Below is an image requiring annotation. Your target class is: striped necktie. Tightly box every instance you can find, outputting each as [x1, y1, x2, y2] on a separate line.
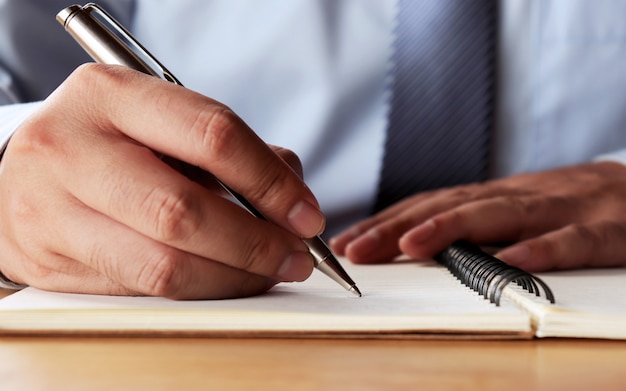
[374, 0, 497, 212]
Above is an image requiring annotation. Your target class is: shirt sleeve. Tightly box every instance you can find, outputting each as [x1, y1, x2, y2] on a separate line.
[0, 102, 41, 290]
[0, 101, 43, 159]
[594, 150, 626, 167]
[0, 65, 21, 105]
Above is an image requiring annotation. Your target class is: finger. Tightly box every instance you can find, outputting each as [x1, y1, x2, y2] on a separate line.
[21, 255, 137, 296]
[330, 191, 447, 259]
[398, 194, 575, 260]
[495, 221, 626, 272]
[54, 64, 324, 238]
[57, 138, 314, 283]
[330, 183, 522, 260]
[331, 184, 498, 262]
[335, 212, 421, 264]
[7, 91, 315, 288]
[48, 200, 281, 299]
[270, 145, 304, 180]
[181, 146, 306, 200]
[0, 233, 135, 295]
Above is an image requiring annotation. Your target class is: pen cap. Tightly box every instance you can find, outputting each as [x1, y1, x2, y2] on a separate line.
[56, 4, 160, 77]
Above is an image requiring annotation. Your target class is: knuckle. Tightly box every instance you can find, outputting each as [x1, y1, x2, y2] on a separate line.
[64, 64, 142, 124]
[446, 183, 485, 202]
[189, 106, 241, 164]
[66, 63, 125, 103]
[245, 166, 291, 207]
[10, 116, 63, 159]
[237, 232, 276, 275]
[6, 188, 40, 228]
[72, 62, 105, 78]
[66, 63, 101, 90]
[530, 238, 559, 268]
[26, 263, 53, 283]
[546, 194, 578, 219]
[71, 63, 130, 88]
[539, 224, 600, 270]
[21, 254, 57, 284]
[503, 195, 533, 216]
[567, 224, 601, 251]
[274, 147, 303, 175]
[597, 221, 620, 244]
[500, 196, 541, 237]
[447, 186, 473, 201]
[85, 243, 116, 279]
[136, 249, 182, 297]
[101, 167, 132, 218]
[437, 208, 466, 231]
[142, 186, 198, 243]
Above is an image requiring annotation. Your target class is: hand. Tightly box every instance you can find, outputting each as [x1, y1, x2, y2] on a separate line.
[331, 162, 626, 272]
[0, 64, 323, 299]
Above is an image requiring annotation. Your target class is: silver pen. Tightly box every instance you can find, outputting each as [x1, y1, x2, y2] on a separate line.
[56, 3, 361, 297]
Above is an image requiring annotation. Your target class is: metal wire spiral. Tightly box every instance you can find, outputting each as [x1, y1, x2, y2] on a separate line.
[435, 241, 555, 306]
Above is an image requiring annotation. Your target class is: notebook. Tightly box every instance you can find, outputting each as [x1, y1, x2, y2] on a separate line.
[0, 243, 624, 339]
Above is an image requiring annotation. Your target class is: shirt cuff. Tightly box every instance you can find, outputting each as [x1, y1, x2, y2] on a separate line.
[0, 101, 43, 158]
[0, 103, 41, 290]
[593, 150, 626, 167]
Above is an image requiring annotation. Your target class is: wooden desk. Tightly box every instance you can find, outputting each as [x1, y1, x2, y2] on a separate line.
[1, 291, 625, 390]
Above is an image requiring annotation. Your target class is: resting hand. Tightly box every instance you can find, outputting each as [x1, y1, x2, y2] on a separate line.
[0, 64, 321, 299]
[331, 162, 626, 272]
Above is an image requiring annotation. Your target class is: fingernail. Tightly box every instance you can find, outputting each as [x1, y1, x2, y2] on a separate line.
[403, 219, 436, 243]
[278, 252, 314, 282]
[497, 245, 530, 266]
[288, 200, 325, 237]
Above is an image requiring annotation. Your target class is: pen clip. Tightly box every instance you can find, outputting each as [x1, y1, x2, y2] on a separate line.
[72, 3, 182, 85]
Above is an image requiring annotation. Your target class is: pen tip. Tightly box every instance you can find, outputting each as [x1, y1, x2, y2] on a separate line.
[350, 286, 362, 297]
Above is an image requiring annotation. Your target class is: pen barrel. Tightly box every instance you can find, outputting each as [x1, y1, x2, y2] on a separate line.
[57, 5, 159, 77]
[303, 238, 358, 292]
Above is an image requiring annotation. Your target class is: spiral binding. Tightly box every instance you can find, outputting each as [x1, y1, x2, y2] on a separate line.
[434, 241, 555, 306]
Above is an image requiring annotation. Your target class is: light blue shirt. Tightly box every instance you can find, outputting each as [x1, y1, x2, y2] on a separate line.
[496, 0, 626, 176]
[1, 0, 626, 234]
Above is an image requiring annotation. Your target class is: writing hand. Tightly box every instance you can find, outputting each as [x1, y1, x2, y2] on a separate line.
[0, 64, 322, 298]
[331, 162, 626, 272]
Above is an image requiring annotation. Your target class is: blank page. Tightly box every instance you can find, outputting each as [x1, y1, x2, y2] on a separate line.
[504, 268, 626, 339]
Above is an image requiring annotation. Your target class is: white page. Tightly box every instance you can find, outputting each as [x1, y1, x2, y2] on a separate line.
[536, 268, 626, 315]
[504, 268, 626, 339]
